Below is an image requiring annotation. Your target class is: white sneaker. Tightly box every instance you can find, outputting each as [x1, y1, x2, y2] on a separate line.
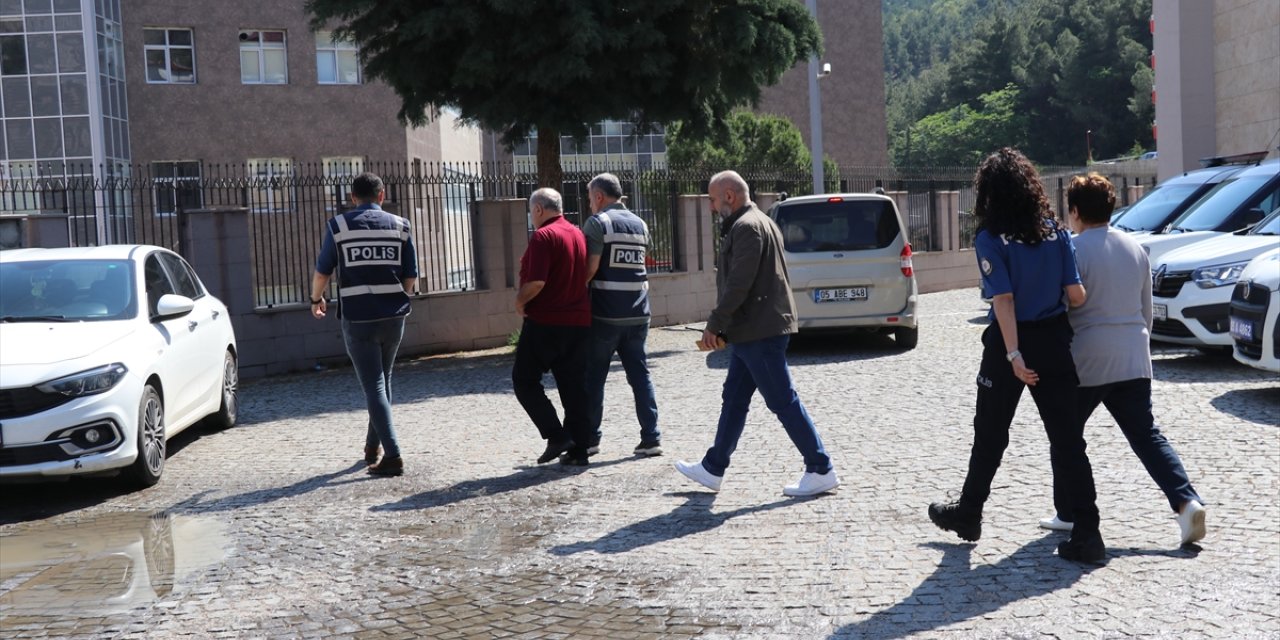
[1038, 515, 1075, 531]
[1177, 500, 1206, 545]
[783, 470, 839, 497]
[674, 460, 721, 492]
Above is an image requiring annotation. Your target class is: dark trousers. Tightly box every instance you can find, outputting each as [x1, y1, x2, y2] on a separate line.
[960, 314, 1100, 533]
[586, 321, 660, 444]
[512, 318, 592, 456]
[342, 317, 405, 458]
[1053, 378, 1202, 520]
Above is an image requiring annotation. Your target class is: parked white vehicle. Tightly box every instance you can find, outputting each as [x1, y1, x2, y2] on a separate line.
[1140, 159, 1280, 265]
[769, 193, 919, 348]
[0, 245, 238, 486]
[1149, 209, 1280, 348]
[1229, 248, 1280, 373]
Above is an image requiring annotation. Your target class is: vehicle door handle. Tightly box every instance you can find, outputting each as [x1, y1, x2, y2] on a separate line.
[188, 320, 199, 331]
[212, 310, 220, 320]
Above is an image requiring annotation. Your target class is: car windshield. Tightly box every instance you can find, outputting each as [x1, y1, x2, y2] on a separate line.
[1113, 183, 1200, 231]
[775, 199, 900, 253]
[0, 259, 137, 322]
[1169, 175, 1273, 232]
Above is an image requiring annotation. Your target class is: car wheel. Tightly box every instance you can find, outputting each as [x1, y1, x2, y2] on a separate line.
[895, 326, 919, 349]
[207, 350, 238, 430]
[129, 385, 166, 487]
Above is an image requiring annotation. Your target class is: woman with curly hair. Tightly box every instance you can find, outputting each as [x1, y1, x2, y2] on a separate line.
[928, 147, 1105, 563]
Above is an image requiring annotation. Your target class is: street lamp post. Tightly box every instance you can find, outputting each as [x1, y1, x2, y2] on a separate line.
[807, 0, 824, 194]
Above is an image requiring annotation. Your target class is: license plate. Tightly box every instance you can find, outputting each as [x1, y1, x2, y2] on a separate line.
[1153, 303, 1167, 321]
[814, 287, 869, 303]
[1230, 317, 1255, 342]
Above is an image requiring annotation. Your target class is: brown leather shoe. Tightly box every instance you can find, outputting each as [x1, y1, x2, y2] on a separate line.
[364, 446, 380, 465]
[368, 456, 403, 477]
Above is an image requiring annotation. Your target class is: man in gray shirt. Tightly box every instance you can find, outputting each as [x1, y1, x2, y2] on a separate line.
[1042, 173, 1207, 546]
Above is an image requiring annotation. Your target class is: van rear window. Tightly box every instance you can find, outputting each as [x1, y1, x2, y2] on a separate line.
[775, 200, 900, 252]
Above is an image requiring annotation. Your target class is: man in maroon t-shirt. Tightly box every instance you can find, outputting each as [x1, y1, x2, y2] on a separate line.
[513, 188, 594, 466]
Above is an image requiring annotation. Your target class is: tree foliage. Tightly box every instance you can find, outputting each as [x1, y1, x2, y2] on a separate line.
[883, 0, 1154, 166]
[666, 111, 840, 194]
[307, 0, 822, 186]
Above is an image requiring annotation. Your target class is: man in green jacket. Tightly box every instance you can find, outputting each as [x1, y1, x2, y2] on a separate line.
[675, 170, 839, 497]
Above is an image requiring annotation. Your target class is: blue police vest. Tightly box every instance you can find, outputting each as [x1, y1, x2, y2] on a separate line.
[590, 208, 651, 320]
[329, 206, 412, 322]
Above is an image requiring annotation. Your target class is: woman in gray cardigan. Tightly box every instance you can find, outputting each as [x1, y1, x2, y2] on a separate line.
[1046, 173, 1207, 547]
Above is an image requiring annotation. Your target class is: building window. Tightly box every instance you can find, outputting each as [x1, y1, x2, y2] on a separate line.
[247, 158, 294, 212]
[152, 161, 202, 216]
[239, 30, 287, 84]
[316, 31, 359, 85]
[322, 156, 363, 211]
[144, 28, 195, 84]
[1, 18, 26, 76]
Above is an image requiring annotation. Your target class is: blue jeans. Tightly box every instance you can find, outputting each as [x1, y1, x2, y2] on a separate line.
[342, 317, 405, 459]
[1053, 377, 1202, 520]
[701, 334, 832, 476]
[586, 321, 660, 445]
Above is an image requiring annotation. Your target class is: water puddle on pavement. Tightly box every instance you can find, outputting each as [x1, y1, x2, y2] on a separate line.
[0, 511, 231, 617]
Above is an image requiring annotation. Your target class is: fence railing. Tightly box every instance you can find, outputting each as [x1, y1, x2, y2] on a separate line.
[1, 161, 1156, 307]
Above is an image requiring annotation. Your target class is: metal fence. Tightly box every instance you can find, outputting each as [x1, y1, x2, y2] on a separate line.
[1, 161, 1156, 307]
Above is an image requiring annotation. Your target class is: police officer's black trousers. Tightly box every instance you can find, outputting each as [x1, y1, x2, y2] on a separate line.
[512, 318, 592, 457]
[960, 313, 1101, 533]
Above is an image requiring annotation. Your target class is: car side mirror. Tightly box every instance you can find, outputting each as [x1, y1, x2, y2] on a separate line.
[153, 294, 195, 320]
[1243, 207, 1265, 226]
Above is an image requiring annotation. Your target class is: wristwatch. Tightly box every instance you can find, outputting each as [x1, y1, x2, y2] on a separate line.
[1005, 349, 1022, 363]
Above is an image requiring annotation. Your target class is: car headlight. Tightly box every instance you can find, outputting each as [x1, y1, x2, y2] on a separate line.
[36, 363, 129, 397]
[1191, 261, 1249, 289]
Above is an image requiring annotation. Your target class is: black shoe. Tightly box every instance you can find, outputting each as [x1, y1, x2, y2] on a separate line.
[537, 438, 573, 464]
[928, 500, 982, 542]
[368, 456, 403, 477]
[559, 453, 590, 466]
[1057, 530, 1106, 564]
[633, 440, 663, 456]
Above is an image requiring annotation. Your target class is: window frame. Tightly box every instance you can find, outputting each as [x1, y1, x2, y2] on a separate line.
[315, 30, 360, 85]
[246, 157, 295, 213]
[150, 160, 203, 217]
[143, 27, 196, 84]
[156, 251, 205, 300]
[321, 156, 364, 212]
[238, 29, 287, 85]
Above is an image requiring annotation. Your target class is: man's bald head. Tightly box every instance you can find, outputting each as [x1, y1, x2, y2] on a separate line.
[709, 170, 750, 199]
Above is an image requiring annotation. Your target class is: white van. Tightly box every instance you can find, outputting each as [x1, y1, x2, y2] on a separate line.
[769, 194, 919, 348]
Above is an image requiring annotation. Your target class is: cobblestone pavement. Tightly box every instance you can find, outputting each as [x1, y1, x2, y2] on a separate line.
[2, 289, 1278, 639]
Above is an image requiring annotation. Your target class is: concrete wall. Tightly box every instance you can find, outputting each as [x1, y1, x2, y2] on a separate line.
[1213, 0, 1280, 158]
[1154, 0, 1218, 180]
[123, 0, 423, 166]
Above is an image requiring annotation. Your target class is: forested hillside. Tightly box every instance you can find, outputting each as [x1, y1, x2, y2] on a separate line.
[882, 0, 1154, 167]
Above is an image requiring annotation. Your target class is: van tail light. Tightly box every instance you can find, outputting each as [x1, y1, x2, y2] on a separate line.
[900, 243, 914, 277]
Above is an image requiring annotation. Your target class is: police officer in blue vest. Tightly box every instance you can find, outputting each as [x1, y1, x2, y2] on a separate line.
[582, 173, 661, 457]
[311, 172, 418, 477]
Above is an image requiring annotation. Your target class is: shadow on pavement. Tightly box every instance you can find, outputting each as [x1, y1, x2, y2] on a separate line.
[371, 458, 631, 512]
[549, 492, 817, 556]
[169, 462, 371, 513]
[0, 426, 209, 525]
[1150, 347, 1269, 384]
[827, 537, 1093, 640]
[1210, 387, 1280, 425]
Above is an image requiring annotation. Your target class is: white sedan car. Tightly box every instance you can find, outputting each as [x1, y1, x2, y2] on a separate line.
[0, 245, 237, 487]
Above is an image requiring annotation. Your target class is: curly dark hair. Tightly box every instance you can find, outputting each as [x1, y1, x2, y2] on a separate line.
[973, 147, 1054, 245]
